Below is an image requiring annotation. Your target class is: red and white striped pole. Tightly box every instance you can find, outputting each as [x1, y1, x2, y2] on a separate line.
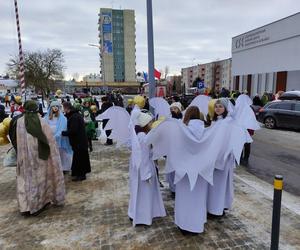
[13, 0, 26, 100]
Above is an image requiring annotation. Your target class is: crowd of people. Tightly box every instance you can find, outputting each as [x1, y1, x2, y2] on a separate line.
[98, 92, 259, 235]
[0, 94, 109, 215]
[0, 90, 260, 236]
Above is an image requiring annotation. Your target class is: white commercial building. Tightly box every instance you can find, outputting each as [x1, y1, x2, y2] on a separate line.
[232, 13, 300, 96]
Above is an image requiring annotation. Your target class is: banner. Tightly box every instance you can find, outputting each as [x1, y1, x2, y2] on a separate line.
[102, 12, 113, 54]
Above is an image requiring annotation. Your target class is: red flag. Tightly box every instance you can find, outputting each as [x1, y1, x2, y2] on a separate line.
[154, 68, 161, 79]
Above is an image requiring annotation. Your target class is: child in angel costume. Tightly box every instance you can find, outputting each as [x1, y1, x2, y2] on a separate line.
[207, 96, 260, 216]
[146, 95, 259, 234]
[98, 95, 259, 234]
[97, 106, 166, 226]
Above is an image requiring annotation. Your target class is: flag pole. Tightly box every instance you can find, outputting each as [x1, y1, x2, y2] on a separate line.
[146, 0, 155, 100]
[13, 0, 26, 100]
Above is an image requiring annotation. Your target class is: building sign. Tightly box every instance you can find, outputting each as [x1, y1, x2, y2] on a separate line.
[232, 13, 300, 53]
[232, 13, 300, 76]
[102, 12, 113, 54]
[197, 80, 205, 89]
[233, 29, 270, 52]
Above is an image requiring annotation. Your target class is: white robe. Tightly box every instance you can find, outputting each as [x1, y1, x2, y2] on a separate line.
[207, 154, 235, 215]
[128, 132, 166, 226]
[174, 119, 207, 233]
[175, 175, 208, 233]
[207, 117, 235, 215]
[166, 171, 176, 193]
[166, 119, 204, 194]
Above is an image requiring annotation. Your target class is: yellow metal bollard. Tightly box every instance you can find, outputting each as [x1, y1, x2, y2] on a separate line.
[271, 175, 283, 250]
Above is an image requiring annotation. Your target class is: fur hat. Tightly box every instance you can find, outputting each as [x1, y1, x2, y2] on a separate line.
[216, 98, 229, 110]
[137, 112, 153, 127]
[170, 102, 182, 112]
[50, 100, 60, 108]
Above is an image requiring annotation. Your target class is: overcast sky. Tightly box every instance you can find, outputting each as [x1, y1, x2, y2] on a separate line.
[0, 0, 299, 80]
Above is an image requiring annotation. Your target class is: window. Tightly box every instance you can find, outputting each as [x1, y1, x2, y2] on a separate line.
[294, 103, 300, 111]
[267, 103, 280, 109]
[276, 103, 293, 111]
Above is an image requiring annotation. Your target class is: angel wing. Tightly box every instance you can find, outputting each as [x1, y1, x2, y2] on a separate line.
[96, 106, 143, 168]
[188, 95, 211, 117]
[96, 106, 131, 147]
[233, 94, 260, 130]
[149, 97, 171, 119]
[146, 118, 252, 191]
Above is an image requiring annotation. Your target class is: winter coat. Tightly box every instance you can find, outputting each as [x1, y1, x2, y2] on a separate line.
[62, 110, 88, 151]
[99, 101, 113, 129]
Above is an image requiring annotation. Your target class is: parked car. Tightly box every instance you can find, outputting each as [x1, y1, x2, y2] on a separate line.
[257, 100, 300, 130]
[251, 105, 262, 117]
[279, 90, 300, 101]
[74, 92, 88, 98]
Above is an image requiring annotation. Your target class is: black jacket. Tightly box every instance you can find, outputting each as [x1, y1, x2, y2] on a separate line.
[99, 101, 113, 129]
[0, 105, 8, 123]
[62, 110, 88, 151]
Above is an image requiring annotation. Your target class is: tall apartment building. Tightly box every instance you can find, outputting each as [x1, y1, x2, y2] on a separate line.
[181, 58, 232, 90]
[98, 8, 136, 82]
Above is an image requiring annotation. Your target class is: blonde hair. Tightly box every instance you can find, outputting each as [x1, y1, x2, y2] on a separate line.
[49, 107, 60, 120]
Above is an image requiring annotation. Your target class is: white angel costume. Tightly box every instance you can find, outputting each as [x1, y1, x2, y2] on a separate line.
[97, 107, 166, 226]
[206, 116, 236, 215]
[167, 95, 211, 195]
[146, 110, 252, 233]
[149, 97, 171, 119]
[207, 97, 260, 215]
[175, 119, 207, 233]
[149, 97, 176, 193]
[187, 95, 211, 119]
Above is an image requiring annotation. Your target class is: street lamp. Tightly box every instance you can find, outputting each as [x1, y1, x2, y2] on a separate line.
[88, 44, 105, 89]
[146, 0, 155, 100]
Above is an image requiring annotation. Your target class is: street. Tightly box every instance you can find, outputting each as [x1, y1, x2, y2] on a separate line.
[1, 140, 300, 249]
[247, 126, 300, 196]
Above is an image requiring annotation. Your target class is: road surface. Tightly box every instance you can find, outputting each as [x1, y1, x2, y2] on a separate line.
[247, 127, 300, 196]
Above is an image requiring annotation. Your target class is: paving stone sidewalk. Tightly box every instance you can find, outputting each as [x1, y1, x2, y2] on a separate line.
[0, 142, 299, 250]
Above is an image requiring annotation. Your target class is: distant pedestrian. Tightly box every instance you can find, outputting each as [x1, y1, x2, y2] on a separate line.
[10, 96, 24, 118]
[4, 94, 10, 107]
[114, 93, 124, 107]
[253, 94, 263, 106]
[93, 97, 99, 110]
[0, 104, 8, 122]
[62, 102, 91, 181]
[261, 92, 269, 106]
[83, 110, 96, 152]
[241, 129, 254, 166]
[99, 96, 113, 145]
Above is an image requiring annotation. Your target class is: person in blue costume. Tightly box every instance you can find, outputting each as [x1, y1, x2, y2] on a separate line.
[44, 100, 73, 172]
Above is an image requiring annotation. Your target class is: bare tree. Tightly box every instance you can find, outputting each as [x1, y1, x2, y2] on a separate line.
[7, 49, 65, 97]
